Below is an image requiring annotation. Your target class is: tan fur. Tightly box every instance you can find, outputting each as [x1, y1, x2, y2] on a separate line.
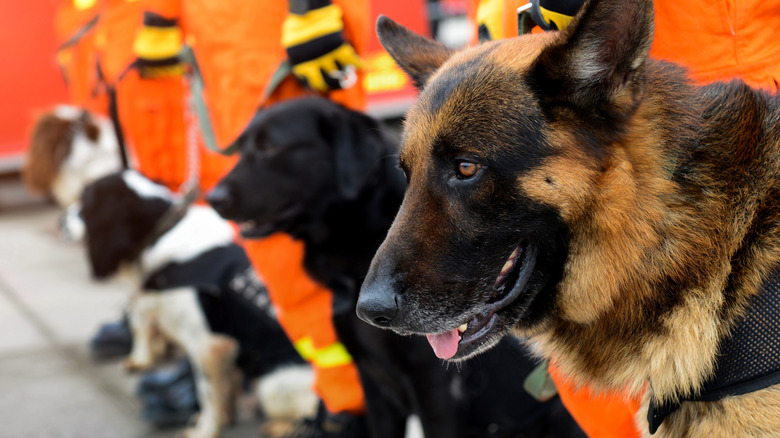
[196, 335, 239, 430]
[636, 386, 780, 438]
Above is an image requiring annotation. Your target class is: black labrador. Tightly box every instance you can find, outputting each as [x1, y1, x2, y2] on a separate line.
[207, 97, 583, 438]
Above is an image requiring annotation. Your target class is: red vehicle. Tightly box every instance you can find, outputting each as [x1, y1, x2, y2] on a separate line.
[0, 0, 69, 173]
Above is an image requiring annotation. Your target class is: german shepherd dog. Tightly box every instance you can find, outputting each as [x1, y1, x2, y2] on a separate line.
[208, 97, 584, 438]
[357, 0, 780, 436]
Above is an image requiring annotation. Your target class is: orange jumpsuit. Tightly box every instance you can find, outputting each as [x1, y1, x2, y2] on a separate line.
[138, 0, 370, 415]
[650, 0, 780, 92]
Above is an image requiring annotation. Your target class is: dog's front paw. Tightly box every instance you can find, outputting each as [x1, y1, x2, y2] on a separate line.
[123, 357, 152, 373]
[180, 425, 218, 438]
[59, 204, 85, 242]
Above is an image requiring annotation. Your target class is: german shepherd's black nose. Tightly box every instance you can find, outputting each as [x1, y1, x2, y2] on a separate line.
[357, 279, 398, 327]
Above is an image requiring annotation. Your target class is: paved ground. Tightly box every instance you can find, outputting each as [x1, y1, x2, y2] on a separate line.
[0, 179, 260, 438]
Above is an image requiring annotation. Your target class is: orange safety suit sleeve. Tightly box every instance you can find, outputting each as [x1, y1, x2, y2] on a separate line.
[549, 363, 643, 438]
[242, 233, 365, 415]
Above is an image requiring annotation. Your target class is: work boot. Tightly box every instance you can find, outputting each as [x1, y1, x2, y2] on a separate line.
[137, 358, 199, 428]
[285, 402, 368, 438]
[89, 316, 132, 361]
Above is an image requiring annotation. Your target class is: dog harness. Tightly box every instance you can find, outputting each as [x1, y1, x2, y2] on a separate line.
[648, 266, 780, 434]
[143, 243, 303, 376]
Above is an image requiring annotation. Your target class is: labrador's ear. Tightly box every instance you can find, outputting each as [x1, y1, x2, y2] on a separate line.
[533, 0, 655, 112]
[377, 15, 455, 89]
[327, 108, 384, 200]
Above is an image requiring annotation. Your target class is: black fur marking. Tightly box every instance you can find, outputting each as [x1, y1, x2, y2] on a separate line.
[80, 173, 170, 279]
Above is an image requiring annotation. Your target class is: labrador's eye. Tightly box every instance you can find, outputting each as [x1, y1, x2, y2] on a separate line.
[456, 161, 482, 179]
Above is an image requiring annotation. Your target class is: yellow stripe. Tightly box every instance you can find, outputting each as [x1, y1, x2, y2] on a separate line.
[294, 337, 316, 361]
[311, 341, 353, 368]
[539, 6, 574, 31]
[475, 0, 504, 40]
[282, 4, 343, 47]
[293, 337, 354, 368]
[133, 26, 183, 60]
[74, 0, 96, 10]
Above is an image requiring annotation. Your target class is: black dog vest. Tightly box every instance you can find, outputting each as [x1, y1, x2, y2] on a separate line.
[648, 266, 780, 434]
[143, 243, 303, 377]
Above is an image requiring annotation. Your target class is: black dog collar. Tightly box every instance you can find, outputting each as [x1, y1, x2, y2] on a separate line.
[648, 266, 780, 433]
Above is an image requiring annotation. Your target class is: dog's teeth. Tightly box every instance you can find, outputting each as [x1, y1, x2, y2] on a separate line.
[458, 323, 468, 333]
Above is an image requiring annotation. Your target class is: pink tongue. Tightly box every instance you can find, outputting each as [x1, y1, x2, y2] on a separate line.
[425, 329, 460, 359]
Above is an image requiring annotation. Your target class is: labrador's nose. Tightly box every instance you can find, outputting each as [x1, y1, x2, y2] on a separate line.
[206, 184, 234, 215]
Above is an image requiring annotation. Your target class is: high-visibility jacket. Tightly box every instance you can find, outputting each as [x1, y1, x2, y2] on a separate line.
[137, 0, 369, 415]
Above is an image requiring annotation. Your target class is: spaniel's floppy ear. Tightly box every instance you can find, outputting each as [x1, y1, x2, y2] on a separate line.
[80, 178, 136, 279]
[377, 15, 455, 89]
[23, 113, 74, 194]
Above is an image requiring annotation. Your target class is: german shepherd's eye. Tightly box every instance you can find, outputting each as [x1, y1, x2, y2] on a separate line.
[456, 161, 483, 179]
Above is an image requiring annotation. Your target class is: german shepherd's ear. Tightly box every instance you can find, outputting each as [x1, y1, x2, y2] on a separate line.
[533, 0, 654, 112]
[377, 15, 455, 89]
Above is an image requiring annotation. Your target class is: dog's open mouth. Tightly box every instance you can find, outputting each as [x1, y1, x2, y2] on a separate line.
[425, 240, 538, 360]
[237, 203, 304, 238]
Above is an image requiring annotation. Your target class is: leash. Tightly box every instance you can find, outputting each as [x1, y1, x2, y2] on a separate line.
[180, 46, 293, 156]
